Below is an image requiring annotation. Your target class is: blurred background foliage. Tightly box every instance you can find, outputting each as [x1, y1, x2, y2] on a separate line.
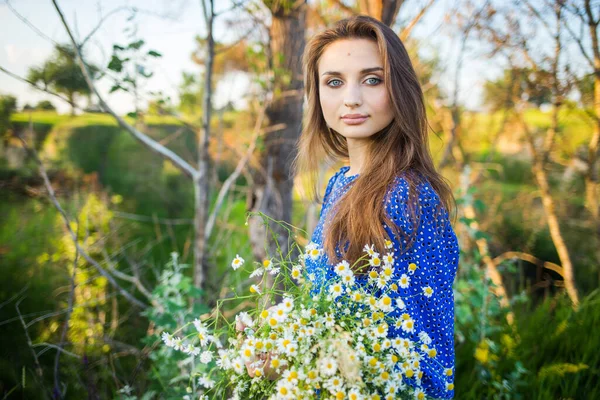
[1, 0, 600, 399]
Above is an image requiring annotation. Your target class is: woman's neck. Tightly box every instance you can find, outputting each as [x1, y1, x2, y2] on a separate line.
[346, 137, 369, 176]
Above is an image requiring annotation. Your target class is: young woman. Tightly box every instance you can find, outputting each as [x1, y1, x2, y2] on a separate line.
[295, 15, 460, 399]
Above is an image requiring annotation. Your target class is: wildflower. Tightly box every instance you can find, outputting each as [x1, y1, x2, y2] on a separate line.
[249, 267, 264, 278]
[385, 239, 393, 249]
[423, 286, 434, 298]
[399, 274, 411, 289]
[324, 313, 335, 328]
[377, 296, 393, 313]
[328, 283, 343, 298]
[231, 254, 245, 270]
[232, 357, 245, 374]
[200, 350, 213, 363]
[236, 311, 253, 329]
[419, 331, 432, 345]
[263, 258, 273, 270]
[291, 265, 303, 281]
[274, 380, 295, 399]
[444, 368, 453, 377]
[408, 262, 418, 274]
[161, 332, 174, 347]
[363, 244, 379, 257]
[402, 318, 415, 334]
[269, 267, 281, 276]
[446, 382, 455, 390]
[183, 343, 200, 356]
[341, 273, 356, 286]
[198, 374, 215, 389]
[381, 264, 394, 278]
[240, 344, 255, 361]
[250, 284, 262, 294]
[369, 255, 382, 267]
[334, 260, 351, 276]
[414, 388, 426, 399]
[320, 357, 338, 376]
[396, 298, 406, 310]
[281, 296, 294, 312]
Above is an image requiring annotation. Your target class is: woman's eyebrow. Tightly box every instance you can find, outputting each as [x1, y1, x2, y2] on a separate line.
[320, 67, 383, 77]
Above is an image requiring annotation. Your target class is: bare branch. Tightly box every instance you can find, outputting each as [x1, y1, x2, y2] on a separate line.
[51, 0, 198, 179]
[80, 6, 132, 47]
[399, 0, 436, 41]
[53, 207, 79, 399]
[16, 298, 45, 380]
[6, 0, 58, 46]
[0, 65, 80, 110]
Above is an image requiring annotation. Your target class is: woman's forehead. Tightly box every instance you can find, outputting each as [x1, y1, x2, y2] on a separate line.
[318, 40, 382, 74]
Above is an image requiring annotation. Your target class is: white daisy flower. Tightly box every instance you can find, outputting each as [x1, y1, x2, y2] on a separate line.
[396, 298, 406, 310]
[232, 357, 245, 374]
[236, 311, 254, 328]
[268, 267, 281, 275]
[200, 350, 213, 363]
[419, 331, 432, 345]
[369, 255, 382, 267]
[231, 254, 245, 270]
[249, 267, 264, 278]
[291, 265, 303, 281]
[274, 380, 295, 399]
[161, 332, 174, 347]
[408, 262, 418, 275]
[328, 283, 343, 298]
[319, 357, 338, 376]
[334, 260, 351, 276]
[249, 284, 262, 294]
[423, 286, 434, 298]
[363, 243, 379, 257]
[399, 274, 411, 289]
[281, 296, 294, 313]
[198, 374, 215, 389]
[183, 343, 200, 356]
[384, 239, 393, 249]
[341, 273, 356, 286]
[401, 318, 415, 334]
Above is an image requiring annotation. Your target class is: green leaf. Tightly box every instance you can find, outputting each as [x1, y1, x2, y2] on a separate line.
[148, 50, 162, 57]
[107, 55, 123, 73]
[109, 84, 123, 93]
[112, 44, 126, 52]
[128, 39, 145, 50]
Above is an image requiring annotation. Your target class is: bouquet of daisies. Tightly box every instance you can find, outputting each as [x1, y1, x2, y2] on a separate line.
[161, 234, 449, 399]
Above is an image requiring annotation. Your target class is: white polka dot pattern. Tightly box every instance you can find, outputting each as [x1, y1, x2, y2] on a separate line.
[306, 165, 460, 399]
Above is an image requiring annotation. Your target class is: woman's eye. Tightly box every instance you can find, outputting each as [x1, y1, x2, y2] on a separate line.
[366, 77, 382, 85]
[325, 77, 382, 87]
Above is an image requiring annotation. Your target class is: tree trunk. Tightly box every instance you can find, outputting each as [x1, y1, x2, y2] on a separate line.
[194, 0, 215, 294]
[248, 1, 307, 305]
[521, 113, 580, 308]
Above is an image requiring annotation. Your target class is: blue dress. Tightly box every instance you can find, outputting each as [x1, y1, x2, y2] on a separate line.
[305, 165, 460, 399]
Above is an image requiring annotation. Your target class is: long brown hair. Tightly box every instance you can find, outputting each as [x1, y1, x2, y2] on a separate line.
[292, 15, 457, 272]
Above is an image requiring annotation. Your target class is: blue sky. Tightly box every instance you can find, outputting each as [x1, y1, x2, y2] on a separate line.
[0, 0, 510, 114]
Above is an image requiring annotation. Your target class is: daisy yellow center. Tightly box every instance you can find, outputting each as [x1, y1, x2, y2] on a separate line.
[369, 271, 378, 279]
[382, 296, 391, 306]
[405, 369, 414, 378]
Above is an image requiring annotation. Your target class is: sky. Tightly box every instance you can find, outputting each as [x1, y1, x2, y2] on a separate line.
[0, 0, 523, 115]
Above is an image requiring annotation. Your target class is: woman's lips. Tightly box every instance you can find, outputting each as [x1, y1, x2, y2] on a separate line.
[341, 116, 369, 125]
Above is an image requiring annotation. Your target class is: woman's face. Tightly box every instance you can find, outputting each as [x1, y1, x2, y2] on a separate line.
[318, 38, 394, 141]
